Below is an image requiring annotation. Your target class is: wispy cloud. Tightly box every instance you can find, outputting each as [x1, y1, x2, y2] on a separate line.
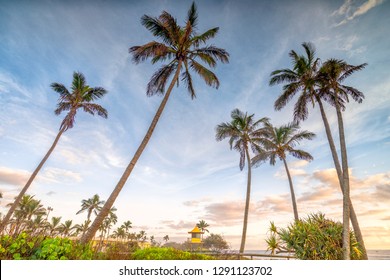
[333, 0, 385, 26]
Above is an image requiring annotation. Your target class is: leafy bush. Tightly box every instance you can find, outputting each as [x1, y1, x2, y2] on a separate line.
[0, 232, 43, 260]
[0, 233, 93, 260]
[132, 247, 215, 260]
[266, 213, 363, 260]
[32, 237, 93, 260]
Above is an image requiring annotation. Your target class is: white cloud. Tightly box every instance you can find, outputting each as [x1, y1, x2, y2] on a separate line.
[0, 166, 30, 186]
[333, 0, 385, 26]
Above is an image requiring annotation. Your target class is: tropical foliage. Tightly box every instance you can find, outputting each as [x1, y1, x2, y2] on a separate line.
[266, 213, 363, 260]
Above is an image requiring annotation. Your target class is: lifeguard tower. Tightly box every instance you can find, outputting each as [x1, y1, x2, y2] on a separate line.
[188, 225, 204, 251]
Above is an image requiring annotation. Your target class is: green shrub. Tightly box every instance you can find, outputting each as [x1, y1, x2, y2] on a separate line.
[0, 233, 93, 260]
[266, 213, 363, 260]
[132, 247, 215, 260]
[0, 232, 44, 260]
[32, 237, 93, 260]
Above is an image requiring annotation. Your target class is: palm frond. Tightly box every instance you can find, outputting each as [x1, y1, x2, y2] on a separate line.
[191, 27, 219, 47]
[85, 87, 108, 101]
[289, 149, 313, 161]
[81, 103, 108, 118]
[141, 14, 177, 46]
[71, 72, 86, 92]
[274, 82, 300, 111]
[193, 45, 229, 64]
[190, 59, 219, 88]
[54, 102, 72, 115]
[146, 63, 177, 96]
[339, 63, 367, 81]
[181, 61, 196, 99]
[269, 69, 298, 86]
[129, 42, 172, 64]
[50, 83, 70, 96]
[187, 2, 198, 28]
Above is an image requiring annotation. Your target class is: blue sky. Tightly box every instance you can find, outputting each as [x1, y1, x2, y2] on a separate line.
[0, 0, 389, 250]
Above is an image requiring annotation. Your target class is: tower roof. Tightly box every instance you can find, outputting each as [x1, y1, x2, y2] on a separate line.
[188, 226, 204, 234]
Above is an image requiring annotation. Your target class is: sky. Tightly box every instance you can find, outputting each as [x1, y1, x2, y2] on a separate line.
[0, 0, 389, 251]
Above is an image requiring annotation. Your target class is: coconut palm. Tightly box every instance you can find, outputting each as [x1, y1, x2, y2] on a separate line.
[269, 42, 368, 259]
[0, 72, 108, 233]
[47, 216, 62, 237]
[318, 58, 367, 259]
[58, 220, 76, 237]
[81, 2, 229, 244]
[163, 235, 169, 243]
[216, 108, 268, 253]
[252, 122, 315, 221]
[76, 194, 105, 222]
[196, 220, 210, 235]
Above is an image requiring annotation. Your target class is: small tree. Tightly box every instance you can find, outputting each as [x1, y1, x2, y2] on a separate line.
[203, 234, 229, 252]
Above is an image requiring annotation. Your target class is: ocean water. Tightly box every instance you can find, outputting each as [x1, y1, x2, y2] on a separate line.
[242, 250, 390, 260]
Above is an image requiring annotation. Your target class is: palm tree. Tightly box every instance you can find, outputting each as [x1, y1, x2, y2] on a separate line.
[252, 122, 315, 221]
[81, 2, 229, 244]
[76, 194, 105, 222]
[215, 108, 268, 253]
[269, 42, 368, 259]
[47, 216, 62, 237]
[318, 58, 367, 259]
[196, 220, 210, 236]
[58, 220, 76, 237]
[0, 72, 108, 233]
[163, 235, 169, 243]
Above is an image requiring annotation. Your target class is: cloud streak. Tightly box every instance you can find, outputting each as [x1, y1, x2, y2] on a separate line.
[333, 0, 385, 26]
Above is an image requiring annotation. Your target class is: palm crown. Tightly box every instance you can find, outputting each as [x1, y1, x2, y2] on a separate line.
[318, 58, 367, 110]
[270, 42, 321, 121]
[216, 109, 269, 170]
[252, 122, 315, 166]
[129, 2, 229, 99]
[51, 71, 108, 131]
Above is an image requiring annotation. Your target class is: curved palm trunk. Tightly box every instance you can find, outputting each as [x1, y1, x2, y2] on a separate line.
[334, 101, 350, 260]
[239, 148, 252, 254]
[282, 157, 299, 221]
[0, 127, 66, 233]
[80, 61, 183, 244]
[316, 96, 367, 259]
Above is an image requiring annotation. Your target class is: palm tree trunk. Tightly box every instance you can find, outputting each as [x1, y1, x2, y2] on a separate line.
[239, 147, 252, 254]
[316, 96, 367, 259]
[0, 127, 65, 233]
[80, 61, 183, 244]
[282, 157, 299, 221]
[334, 101, 351, 260]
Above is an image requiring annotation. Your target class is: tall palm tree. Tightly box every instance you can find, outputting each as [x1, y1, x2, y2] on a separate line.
[0, 72, 108, 233]
[81, 2, 229, 244]
[318, 58, 367, 260]
[252, 122, 315, 221]
[215, 108, 268, 254]
[269, 42, 368, 259]
[76, 194, 105, 222]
